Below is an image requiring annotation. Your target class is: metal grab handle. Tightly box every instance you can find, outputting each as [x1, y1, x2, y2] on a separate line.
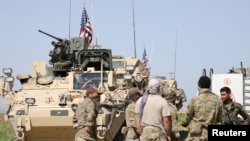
[97, 130, 105, 139]
[16, 131, 24, 140]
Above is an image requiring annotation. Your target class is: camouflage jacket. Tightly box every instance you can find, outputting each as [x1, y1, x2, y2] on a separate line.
[125, 99, 136, 127]
[168, 102, 178, 133]
[75, 97, 97, 128]
[222, 102, 250, 125]
[184, 89, 222, 127]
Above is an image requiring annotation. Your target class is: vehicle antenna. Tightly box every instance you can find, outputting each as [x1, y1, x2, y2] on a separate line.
[132, 0, 137, 58]
[68, 0, 72, 39]
[173, 29, 178, 79]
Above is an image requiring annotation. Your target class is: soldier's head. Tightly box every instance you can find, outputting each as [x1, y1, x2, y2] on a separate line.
[86, 87, 103, 99]
[198, 76, 211, 89]
[162, 87, 177, 102]
[220, 86, 232, 103]
[148, 78, 161, 94]
[128, 87, 141, 100]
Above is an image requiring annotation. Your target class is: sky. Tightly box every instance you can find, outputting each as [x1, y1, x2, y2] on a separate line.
[1, 0, 250, 112]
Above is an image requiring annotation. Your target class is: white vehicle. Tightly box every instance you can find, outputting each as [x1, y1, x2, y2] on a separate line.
[206, 62, 250, 115]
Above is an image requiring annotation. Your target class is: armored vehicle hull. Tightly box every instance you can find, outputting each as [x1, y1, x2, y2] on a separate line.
[1, 31, 149, 141]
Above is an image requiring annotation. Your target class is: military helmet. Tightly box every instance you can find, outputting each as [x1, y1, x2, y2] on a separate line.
[128, 87, 141, 96]
[162, 87, 176, 98]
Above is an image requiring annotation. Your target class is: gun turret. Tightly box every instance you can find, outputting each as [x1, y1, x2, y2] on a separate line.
[38, 29, 104, 76]
[38, 30, 64, 42]
[38, 30, 73, 76]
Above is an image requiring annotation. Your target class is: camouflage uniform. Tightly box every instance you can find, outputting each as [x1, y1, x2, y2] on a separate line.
[162, 87, 180, 141]
[123, 88, 140, 141]
[222, 102, 250, 125]
[183, 88, 222, 141]
[168, 103, 180, 141]
[124, 101, 139, 141]
[75, 97, 97, 141]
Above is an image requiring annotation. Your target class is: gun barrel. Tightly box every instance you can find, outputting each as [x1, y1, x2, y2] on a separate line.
[38, 30, 63, 42]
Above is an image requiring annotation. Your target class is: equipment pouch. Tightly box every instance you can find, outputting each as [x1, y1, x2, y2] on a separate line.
[189, 120, 202, 135]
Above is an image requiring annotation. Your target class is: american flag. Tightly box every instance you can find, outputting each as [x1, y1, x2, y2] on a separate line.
[142, 48, 148, 67]
[79, 7, 92, 44]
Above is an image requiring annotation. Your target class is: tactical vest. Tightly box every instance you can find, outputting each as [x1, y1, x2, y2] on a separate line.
[222, 102, 242, 125]
[75, 97, 97, 128]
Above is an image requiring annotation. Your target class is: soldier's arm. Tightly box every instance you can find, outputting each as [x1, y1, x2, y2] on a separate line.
[134, 98, 142, 134]
[134, 113, 141, 134]
[162, 100, 172, 141]
[216, 98, 223, 125]
[237, 103, 250, 125]
[163, 115, 172, 141]
[85, 101, 96, 135]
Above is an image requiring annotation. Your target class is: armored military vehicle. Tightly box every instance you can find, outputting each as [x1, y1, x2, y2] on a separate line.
[149, 75, 187, 110]
[0, 30, 149, 141]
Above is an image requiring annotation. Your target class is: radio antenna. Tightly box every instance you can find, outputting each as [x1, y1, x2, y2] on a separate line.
[68, 0, 72, 39]
[132, 0, 137, 58]
[173, 29, 178, 79]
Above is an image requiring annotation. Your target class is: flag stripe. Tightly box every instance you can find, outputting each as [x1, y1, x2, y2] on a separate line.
[142, 48, 148, 67]
[79, 7, 92, 44]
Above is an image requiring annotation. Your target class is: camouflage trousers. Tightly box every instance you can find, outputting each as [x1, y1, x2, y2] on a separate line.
[75, 128, 96, 141]
[125, 127, 139, 141]
[140, 127, 167, 141]
[185, 127, 208, 141]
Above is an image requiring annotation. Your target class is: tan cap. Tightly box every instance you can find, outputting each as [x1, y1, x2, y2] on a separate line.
[128, 87, 141, 96]
[162, 87, 176, 97]
[86, 87, 103, 95]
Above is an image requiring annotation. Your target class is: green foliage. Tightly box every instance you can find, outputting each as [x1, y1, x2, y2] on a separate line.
[177, 112, 188, 141]
[177, 112, 186, 125]
[0, 114, 14, 141]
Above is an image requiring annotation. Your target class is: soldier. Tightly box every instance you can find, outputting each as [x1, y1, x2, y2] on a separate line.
[162, 87, 180, 141]
[123, 87, 141, 141]
[135, 78, 172, 141]
[181, 76, 222, 141]
[74, 87, 103, 141]
[81, 80, 99, 89]
[220, 86, 250, 125]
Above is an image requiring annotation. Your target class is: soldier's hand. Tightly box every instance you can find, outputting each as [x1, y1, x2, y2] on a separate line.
[181, 121, 188, 127]
[135, 128, 142, 135]
[86, 126, 94, 136]
[167, 136, 171, 141]
[243, 120, 250, 125]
